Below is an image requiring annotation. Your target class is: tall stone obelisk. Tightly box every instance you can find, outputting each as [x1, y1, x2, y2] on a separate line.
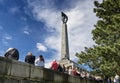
[60, 12, 81, 70]
[61, 12, 70, 60]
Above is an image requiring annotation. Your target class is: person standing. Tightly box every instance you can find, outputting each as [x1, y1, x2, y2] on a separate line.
[4, 48, 19, 60]
[57, 64, 63, 72]
[73, 67, 77, 76]
[50, 59, 58, 71]
[62, 64, 66, 73]
[68, 66, 73, 76]
[35, 55, 45, 68]
[25, 52, 35, 65]
[114, 74, 119, 83]
[108, 78, 111, 83]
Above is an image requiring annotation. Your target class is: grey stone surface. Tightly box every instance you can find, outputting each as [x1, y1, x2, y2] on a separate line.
[54, 72, 62, 82]
[0, 56, 96, 83]
[30, 65, 43, 80]
[61, 17, 70, 60]
[0, 57, 12, 75]
[10, 59, 30, 78]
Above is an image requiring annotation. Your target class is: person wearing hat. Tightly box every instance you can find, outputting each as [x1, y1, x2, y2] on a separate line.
[4, 47, 19, 60]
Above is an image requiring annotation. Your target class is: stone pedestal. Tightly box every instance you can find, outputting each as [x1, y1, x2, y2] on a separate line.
[59, 59, 81, 69]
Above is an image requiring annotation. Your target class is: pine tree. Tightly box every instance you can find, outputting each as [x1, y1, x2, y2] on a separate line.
[76, 0, 120, 78]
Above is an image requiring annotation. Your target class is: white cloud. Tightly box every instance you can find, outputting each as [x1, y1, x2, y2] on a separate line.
[45, 59, 53, 68]
[62, 0, 97, 60]
[27, 0, 98, 66]
[45, 36, 60, 51]
[44, 36, 61, 64]
[23, 26, 30, 35]
[3, 34, 12, 40]
[27, 0, 61, 32]
[23, 31, 30, 35]
[36, 43, 47, 52]
[2, 34, 12, 45]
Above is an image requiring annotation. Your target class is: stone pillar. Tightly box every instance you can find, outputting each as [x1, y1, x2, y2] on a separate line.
[61, 12, 70, 60]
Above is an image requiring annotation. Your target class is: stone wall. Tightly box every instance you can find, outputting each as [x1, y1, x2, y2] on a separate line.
[0, 56, 96, 83]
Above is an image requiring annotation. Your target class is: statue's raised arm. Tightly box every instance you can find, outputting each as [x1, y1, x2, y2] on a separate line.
[61, 12, 68, 23]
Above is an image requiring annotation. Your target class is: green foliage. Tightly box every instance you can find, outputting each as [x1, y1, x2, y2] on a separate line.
[76, 0, 120, 77]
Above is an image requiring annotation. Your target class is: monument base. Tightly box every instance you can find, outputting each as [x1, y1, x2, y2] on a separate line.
[59, 59, 83, 70]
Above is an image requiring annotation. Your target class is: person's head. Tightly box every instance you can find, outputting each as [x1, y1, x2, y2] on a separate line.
[27, 52, 32, 56]
[62, 64, 65, 68]
[73, 67, 76, 70]
[69, 66, 72, 69]
[39, 55, 43, 58]
[53, 59, 56, 62]
[57, 62, 60, 65]
[39, 55, 44, 62]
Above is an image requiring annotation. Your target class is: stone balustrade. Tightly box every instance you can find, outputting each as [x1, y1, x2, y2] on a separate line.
[0, 56, 97, 83]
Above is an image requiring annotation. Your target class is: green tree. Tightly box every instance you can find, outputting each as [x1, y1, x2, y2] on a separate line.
[76, 0, 120, 78]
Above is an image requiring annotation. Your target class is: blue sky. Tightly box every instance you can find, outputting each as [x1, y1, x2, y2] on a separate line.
[0, 0, 100, 68]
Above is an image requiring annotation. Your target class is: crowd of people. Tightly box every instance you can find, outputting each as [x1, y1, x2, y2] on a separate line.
[3, 48, 120, 83]
[50, 59, 89, 78]
[23, 51, 85, 78]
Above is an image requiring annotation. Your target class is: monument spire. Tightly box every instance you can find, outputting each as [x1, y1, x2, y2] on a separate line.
[61, 12, 70, 60]
[59, 12, 82, 71]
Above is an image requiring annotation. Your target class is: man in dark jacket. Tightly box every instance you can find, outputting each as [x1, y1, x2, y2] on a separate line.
[57, 64, 63, 72]
[25, 52, 35, 65]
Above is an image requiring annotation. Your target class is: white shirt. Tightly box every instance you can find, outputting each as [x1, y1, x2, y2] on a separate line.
[68, 68, 73, 75]
[114, 75, 119, 83]
[35, 58, 44, 67]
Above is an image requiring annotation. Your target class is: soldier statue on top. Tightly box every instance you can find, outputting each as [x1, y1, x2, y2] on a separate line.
[61, 12, 68, 24]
